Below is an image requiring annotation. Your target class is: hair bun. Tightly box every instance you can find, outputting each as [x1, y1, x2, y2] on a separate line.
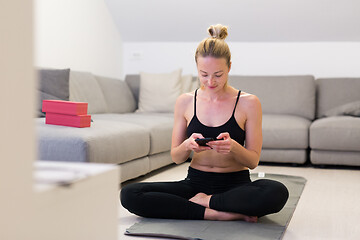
[208, 24, 228, 40]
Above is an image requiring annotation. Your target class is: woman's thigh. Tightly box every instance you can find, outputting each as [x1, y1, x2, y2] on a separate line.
[121, 180, 197, 199]
[120, 181, 203, 219]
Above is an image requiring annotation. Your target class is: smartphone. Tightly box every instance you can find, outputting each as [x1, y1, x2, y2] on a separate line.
[195, 138, 217, 146]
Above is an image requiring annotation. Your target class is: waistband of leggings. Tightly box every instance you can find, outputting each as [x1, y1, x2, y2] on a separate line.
[187, 166, 250, 182]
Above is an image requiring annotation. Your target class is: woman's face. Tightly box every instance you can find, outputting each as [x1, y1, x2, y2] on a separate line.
[196, 56, 231, 91]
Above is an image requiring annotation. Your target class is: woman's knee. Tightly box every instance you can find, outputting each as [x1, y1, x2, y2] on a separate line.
[274, 181, 289, 203]
[263, 180, 289, 213]
[120, 183, 142, 211]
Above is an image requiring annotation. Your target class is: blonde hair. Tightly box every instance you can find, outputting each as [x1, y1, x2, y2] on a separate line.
[195, 24, 231, 68]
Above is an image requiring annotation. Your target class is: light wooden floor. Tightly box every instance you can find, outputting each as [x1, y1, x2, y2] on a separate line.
[118, 162, 360, 240]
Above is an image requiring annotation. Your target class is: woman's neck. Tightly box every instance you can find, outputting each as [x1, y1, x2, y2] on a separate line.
[199, 86, 233, 102]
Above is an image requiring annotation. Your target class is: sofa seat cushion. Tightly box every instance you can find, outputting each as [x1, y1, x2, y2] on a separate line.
[310, 116, 360, 151]
[260, 149, 307, 164]
[91, 113, 174, 155]
[119, 156, 150, 183]
[310, 150, 360, 166]
[262, 114, 311, 149]
[36, 118, 150, 164]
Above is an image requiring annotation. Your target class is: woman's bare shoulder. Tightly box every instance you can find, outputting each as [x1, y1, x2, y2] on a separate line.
[239, 91, 261, 110]
[175, 91, 195, 111]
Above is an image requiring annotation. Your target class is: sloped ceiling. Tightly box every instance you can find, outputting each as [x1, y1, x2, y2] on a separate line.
[105, 0, 360, 42]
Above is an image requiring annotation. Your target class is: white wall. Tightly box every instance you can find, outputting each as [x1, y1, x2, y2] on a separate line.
[107, 0, 360, 42]
[0, 1, 35, 239]
[35, 0, 123, 78]
[123, 42, 360, 78]
[34, 0, 360, 79]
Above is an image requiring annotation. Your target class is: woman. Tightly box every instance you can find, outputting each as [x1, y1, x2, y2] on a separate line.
[121, 24, 289, 222]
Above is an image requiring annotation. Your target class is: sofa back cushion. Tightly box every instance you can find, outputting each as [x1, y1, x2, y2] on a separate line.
[125, 75, 141, 109]
[228, 75, 316, 120]
[316, 78, 360, 118]
[37, 68, 70, 117]
[137, 69, 182, 113]
[95, 75, 137, 113]
[69, 71, 108, 114]
[125, 74, 199, 109]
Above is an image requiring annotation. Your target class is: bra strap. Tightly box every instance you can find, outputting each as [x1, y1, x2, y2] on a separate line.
[232, 90, 241, 116]
[194, 89, 198, 116]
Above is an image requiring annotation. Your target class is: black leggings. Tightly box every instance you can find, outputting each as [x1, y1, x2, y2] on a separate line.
[120, 167, 289, 220]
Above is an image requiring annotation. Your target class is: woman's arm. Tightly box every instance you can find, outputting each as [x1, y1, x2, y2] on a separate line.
[171, 94, 211, 164]
[208, 94, 262, 169]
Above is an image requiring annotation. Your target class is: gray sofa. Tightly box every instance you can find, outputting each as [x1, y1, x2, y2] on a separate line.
[36, 71, 360, 184]
[229, 76, 316, 165]
[36, 71, 176, 183]
[229, 76, 360, 167]
[310, 78, 360, 166]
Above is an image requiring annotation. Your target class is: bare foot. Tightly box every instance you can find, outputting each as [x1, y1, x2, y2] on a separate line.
[189, 193, 258, 223]
[205, 208, 258, 223]
[189, 193, 211, 208]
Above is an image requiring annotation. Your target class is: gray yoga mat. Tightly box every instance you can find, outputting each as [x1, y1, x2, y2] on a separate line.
[125, 173, 306, 240]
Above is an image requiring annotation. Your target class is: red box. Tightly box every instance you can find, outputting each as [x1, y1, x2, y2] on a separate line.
[42, 100, 88, 115]
[45, 113, 91, 128]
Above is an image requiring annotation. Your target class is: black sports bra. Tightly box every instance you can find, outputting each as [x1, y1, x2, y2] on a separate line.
[186, 89, 245, 146]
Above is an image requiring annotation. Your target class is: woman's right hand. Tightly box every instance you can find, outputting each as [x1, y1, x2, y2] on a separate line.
[185, 133, 212, 153]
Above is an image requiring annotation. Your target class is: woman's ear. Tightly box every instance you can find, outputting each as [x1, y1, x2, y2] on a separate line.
[228, 61, 232, 72]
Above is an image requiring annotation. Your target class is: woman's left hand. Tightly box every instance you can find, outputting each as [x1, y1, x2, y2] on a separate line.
[207, 132, 233, 154]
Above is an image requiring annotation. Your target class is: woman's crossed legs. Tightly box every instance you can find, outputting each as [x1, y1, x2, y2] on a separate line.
[120, 178, 288, 222]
